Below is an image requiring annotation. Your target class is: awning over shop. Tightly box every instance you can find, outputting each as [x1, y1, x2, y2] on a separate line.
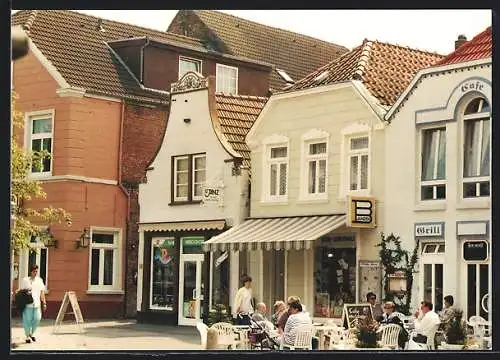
[203, 214, 347, 252]
[139, 220, 226, 233]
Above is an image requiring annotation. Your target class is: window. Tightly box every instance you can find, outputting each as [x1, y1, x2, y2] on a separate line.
[216, 64, 238, 94]
[463, 98, 490, 198]
[150, 238, 175, 311]
[172, 154, 206, 203]
[348, 136, 369, 191]
[89, 229, 121, 291]
[306, 142, 327, 195]
[19, 236, 48, 288]
[421, 127, 446, 200]
[421, 242, 445, 313]
[267, 146, 288, 198]
[178, 57, 202, 79]
[210, 250, 230, 310]
[276, 68, 294, 84]
[27, 110, 54, 175]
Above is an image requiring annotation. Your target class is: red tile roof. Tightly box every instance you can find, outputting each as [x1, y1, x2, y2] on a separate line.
[168, 10, 349, 91]
[285, 39, 444, 106]
[214, 93, 267, 166]
[435, 27, 492, 66]
[12, 10, 208, 105]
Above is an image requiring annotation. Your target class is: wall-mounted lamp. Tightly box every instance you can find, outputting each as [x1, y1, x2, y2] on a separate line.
[75, 228, 91, 249]
[388, 271, 407, 294]
[43, 227, 59, 248]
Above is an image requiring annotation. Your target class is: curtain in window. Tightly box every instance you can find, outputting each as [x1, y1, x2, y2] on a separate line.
[480, 119, 490, 176]
[464, 120, 481, 177]
[422, 130, 437, 180]
[436, 130, 446, 179]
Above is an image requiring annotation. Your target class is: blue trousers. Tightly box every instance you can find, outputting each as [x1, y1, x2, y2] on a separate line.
[22, 305, 42, 337]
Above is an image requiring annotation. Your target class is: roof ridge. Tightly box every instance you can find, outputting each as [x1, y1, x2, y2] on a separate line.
[353, 39, 374, 80]
[215, 92, 268, 101]
[371, 38, 445, 57]
[194, 9, 348, 50]
[23, 10, 39, 33]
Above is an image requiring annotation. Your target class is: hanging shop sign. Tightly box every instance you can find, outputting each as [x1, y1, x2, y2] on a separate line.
[203, 184, 224, 203]
[463, 240, 488, 262]
[347, 196, 376, 228]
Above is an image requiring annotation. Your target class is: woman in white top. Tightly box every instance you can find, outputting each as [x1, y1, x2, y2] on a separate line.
[20, 264, 47, 343]
[233, 275, 253, 325]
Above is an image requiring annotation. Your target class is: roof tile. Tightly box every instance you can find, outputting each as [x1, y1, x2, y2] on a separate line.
[286, 39, 444, 106]
[435, 27, 491, 66]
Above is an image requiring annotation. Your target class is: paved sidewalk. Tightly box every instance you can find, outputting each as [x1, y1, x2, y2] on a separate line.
[11, 318, 202, 351]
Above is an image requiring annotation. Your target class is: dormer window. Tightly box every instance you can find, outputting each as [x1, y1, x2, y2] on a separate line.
[178, 57, 202, 79]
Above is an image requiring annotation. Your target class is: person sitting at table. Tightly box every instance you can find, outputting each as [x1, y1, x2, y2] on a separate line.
[412, 301, 440, 346]
[252, 302, 269, 323]
[272, 300, 287, 327]
[438, 295, 455, 332]
[282, 301, 313, 348]
[379, 301, 408, 349]
[277, 296, 301, 335]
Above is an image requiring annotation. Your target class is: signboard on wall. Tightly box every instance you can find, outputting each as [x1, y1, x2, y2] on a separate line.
[358, 261, 381, 302]
[463, 240, 488, 262]
[414, 222, 444, 238]
[202, 185, 224, 203]
[347, 196, 376, 228]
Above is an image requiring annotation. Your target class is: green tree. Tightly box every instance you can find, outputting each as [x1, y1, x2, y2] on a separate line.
[10, 92, 71, 253]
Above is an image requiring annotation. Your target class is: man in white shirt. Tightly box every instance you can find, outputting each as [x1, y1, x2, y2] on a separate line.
[412, 301, 440, 345]
[20, 264, 47, 343]
[233, 275, 253, 325]
[283, 301, 313, 347]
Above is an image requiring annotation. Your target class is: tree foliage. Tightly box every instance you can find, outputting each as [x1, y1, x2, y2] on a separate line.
[375, 233, 419, 315]
[10, 92, 71, 253]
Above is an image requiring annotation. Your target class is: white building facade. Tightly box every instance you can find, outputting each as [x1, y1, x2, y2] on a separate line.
[385, 57, 492, 320]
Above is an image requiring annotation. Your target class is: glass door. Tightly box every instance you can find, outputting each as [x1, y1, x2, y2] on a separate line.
[178, 254, 204, 326]
[420, 243, 445, 312]
[466, 263, 489, 321]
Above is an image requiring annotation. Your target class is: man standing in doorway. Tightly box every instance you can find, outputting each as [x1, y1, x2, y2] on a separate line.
[20, 265, 47, 343]
[233, 275, 253, 325]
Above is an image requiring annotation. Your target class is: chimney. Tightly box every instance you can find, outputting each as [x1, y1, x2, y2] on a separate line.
[455, 34, 467, 50]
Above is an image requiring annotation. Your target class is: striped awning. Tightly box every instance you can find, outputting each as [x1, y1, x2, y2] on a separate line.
[203, 214, 347, 252]
[139, 220, 226, 233]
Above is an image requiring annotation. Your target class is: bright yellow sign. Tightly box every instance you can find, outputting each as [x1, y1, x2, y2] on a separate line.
[347, 196, 376, 228]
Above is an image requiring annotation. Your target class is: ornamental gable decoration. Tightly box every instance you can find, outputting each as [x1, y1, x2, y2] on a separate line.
[171, 71, 208, 94]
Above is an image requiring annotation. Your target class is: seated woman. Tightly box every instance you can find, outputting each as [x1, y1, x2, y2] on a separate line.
[379, 301, 408, 349]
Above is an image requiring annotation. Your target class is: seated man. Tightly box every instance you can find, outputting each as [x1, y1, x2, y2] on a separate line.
[252, 302, 268, 323]
[412, 301, 440, 347]
[282, 301, 313, 348]
[367, 292, 383, 322]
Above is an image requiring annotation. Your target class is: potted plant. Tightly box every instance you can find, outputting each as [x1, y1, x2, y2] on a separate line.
[354, 315, 380, 348]
[444, 309, 467, 350]
[206, 303, 233, 326]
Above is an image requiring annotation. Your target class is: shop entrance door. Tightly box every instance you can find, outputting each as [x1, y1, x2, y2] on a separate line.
[178, 254, 204, 326]
[466, 263, 489, 321]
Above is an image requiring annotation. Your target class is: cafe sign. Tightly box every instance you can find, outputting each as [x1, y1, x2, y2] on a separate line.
[347, 196, 376, 228]
[463, 240, 488, 262]
[414, 222, 444, 238]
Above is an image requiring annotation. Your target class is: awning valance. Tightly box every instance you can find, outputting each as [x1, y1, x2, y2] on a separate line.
[139, 220, 226, 233]
[203, 214, 347, 252]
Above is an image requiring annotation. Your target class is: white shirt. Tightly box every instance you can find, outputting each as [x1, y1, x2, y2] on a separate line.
[20, 276, 46, 308]
[283, 311, 313, 345]
[414, 310, 440, 338]
[233, 286, 253, 315]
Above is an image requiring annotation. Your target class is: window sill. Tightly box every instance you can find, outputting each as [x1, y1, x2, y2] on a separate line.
[86, 289, 125, 295]
[414, 202, 446, 212]
[297, 196, 329, 204]
[28, 173, 53, 180]
[456, 198, 490, 210]
[260, 198, 289, 206]
[169, 200, 202, 206]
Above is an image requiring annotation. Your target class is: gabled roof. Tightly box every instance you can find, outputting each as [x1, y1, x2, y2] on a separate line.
[11, 10, 208, 105]
[214, 93, 267, 167]
[285, 39, 444, 106]
[167, 10, 349, 91]
[435, 26, 492, 66]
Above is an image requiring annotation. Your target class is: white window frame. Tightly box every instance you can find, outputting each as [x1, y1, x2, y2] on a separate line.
[299, 129, 329, 201]
[216, 63, 238, 94]
[340, 124, 371, 198]
[419, 241, 445, 313]
[347, 136, 369, 192]
[87, 227, 123, 293]
[18, 235, 49, 291]
[461, 98, 490, 199]
[24, 109, 55, 178]
[178, 56, 202, 79]
[419, 126, 446, 201]
[261, 134, 289, 203]
[192, 154, 206, 201]
[173, 155, 190, 202]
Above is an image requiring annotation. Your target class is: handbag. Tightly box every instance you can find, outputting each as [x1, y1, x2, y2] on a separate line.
[14, 289, 33, 313]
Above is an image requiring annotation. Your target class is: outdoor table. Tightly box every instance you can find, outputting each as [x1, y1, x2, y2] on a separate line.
[232, 325, 251, 349]
[315, 325, 345, 350]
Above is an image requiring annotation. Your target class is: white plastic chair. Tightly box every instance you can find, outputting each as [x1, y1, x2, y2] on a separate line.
[280, 324, 315, 350]
[377, 324, 401, 349]
[211, 322, 237, 350]
[412, 323, 440, 350]
[468, 315, 488, 337]
[196, 322, 208, 349]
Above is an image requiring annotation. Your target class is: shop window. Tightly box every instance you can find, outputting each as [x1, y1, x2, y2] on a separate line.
[466, 263, 489, 321]
[462, 98, 490, 198]
[420, 127, 446, 200]
[314, 237, 356, 318]
[150, 238, 175, 311]
[88, 229, 122, 291]
[210, 250, 230, 310]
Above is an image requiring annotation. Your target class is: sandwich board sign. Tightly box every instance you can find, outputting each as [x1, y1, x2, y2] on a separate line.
[342, 303, 373, 330]
[53, 291, 85, 333]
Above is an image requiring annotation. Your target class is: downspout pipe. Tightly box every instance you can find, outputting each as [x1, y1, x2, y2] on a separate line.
[139, 37, 151, 85]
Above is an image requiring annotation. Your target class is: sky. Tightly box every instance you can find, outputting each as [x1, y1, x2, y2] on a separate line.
[11, 10, 491, 55]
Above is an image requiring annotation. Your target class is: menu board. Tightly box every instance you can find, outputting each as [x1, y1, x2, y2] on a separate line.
[358, 260, 381, 301]
[342, 303, 373, 329]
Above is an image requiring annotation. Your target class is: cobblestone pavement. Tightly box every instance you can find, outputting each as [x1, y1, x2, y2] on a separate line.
[11, 318, 202, 351]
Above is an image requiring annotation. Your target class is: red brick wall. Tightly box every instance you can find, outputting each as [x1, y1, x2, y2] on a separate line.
[12, 50, 127, 318]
